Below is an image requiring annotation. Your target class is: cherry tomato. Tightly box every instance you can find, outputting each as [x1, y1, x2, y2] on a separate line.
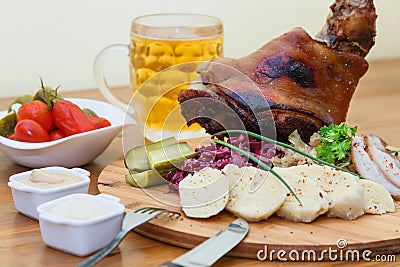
[49, 130, 66, 141]
[13, 119, 50, 142]
[88, 115, 111, 129]
[8, 133, 15, 140]
[52, 100, 95, 136]
[17, 100, 55, 132]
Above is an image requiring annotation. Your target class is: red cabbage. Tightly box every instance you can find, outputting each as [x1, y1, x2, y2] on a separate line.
[165, 134, 280, 190]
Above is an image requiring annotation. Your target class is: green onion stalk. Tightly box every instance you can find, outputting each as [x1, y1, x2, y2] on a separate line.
[213, 129, 362, 179]
[212, 137, 302, 206]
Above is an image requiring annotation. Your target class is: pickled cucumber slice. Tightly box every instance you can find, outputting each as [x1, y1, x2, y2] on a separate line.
[124, 145, 150, 172]
[0, 111, 17, 137]
[148, 142, 196, 177]
[7, 94, 33, 112]
[124, 137, 177, 172]
[125, 170, 167, 188]
[125, 172, 139, 187]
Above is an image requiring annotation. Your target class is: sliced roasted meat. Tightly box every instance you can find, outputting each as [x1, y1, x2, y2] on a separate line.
[178, 0, 376, 142]
[351, 136, 400, 200]
[364, 134, 400, 189]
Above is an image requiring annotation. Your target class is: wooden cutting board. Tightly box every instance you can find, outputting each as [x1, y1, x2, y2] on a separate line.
[98, 156, 400, 261]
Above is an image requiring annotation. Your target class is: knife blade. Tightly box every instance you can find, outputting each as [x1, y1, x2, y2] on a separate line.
[159, 217, 248, 267]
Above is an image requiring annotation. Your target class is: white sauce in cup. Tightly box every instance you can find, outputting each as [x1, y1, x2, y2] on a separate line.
[18, 169, 81, 189]
[49, 198, 107, 221]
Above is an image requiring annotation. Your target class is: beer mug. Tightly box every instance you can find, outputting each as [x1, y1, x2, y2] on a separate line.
[94, 13, 224, 141]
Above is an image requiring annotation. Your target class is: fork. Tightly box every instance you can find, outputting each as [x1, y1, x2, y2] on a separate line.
[77, 207, 180, 267]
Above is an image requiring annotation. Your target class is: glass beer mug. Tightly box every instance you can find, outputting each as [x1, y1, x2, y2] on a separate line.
[94, 13, 223, 141]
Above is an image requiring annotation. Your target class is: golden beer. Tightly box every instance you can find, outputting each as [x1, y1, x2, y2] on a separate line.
[130, 34, 224, 132]
[94, 13, 224, 141]
[93, 13, 223, 142]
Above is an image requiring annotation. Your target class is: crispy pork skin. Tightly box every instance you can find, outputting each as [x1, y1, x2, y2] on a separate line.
[178, 0, 376, 142]
[351, 136, 400, 200]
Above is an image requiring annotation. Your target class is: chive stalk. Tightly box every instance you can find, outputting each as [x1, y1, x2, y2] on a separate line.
[213, 129, 362, 179]
[212, 137, 302, 206]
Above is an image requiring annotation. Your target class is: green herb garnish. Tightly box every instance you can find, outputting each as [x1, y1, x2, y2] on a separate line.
[34, 77, 63, 109]
[315, 122, 357, 164]
[213, 129, 362, 179]
[212, 137, 302, 206]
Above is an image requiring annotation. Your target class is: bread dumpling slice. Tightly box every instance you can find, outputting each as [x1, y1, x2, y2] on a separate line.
[274, 167, 328, 223]
[316, 167, 364, 220]
[222, 164, 287, 222]
[359, 179, 395, 214]
[280, 165, 364, 220]
[179, 167, 229, 218]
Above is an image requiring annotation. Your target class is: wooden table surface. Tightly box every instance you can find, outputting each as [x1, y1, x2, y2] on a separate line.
[1, 58, 400, 266]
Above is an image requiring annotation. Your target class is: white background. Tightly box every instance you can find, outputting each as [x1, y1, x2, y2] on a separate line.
[0, 0, 398, 97]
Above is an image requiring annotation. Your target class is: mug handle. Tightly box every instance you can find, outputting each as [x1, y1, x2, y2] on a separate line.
[93, 44, 131, 112]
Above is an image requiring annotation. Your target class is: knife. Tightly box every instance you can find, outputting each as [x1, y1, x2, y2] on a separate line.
[159, 218, 248, 267]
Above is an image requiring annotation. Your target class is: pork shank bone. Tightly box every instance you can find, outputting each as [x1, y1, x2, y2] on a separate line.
[178, 0, 376, 142]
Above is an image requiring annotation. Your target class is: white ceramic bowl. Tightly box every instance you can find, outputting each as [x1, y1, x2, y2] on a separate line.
[37, 193, 125, 257]
[0, 98, 136, 168]
[8, 167, 91, 220]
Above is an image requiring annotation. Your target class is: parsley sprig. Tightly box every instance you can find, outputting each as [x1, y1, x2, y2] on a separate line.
[315, 122, 357, 164]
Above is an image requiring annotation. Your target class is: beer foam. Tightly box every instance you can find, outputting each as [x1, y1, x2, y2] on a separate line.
[135, 28, 222, 41]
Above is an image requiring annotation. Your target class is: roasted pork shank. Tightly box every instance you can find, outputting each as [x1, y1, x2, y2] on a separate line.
[178, 0, 376, 141]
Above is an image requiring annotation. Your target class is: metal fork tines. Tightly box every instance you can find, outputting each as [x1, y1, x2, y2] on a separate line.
[77, 207, 181, 267]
